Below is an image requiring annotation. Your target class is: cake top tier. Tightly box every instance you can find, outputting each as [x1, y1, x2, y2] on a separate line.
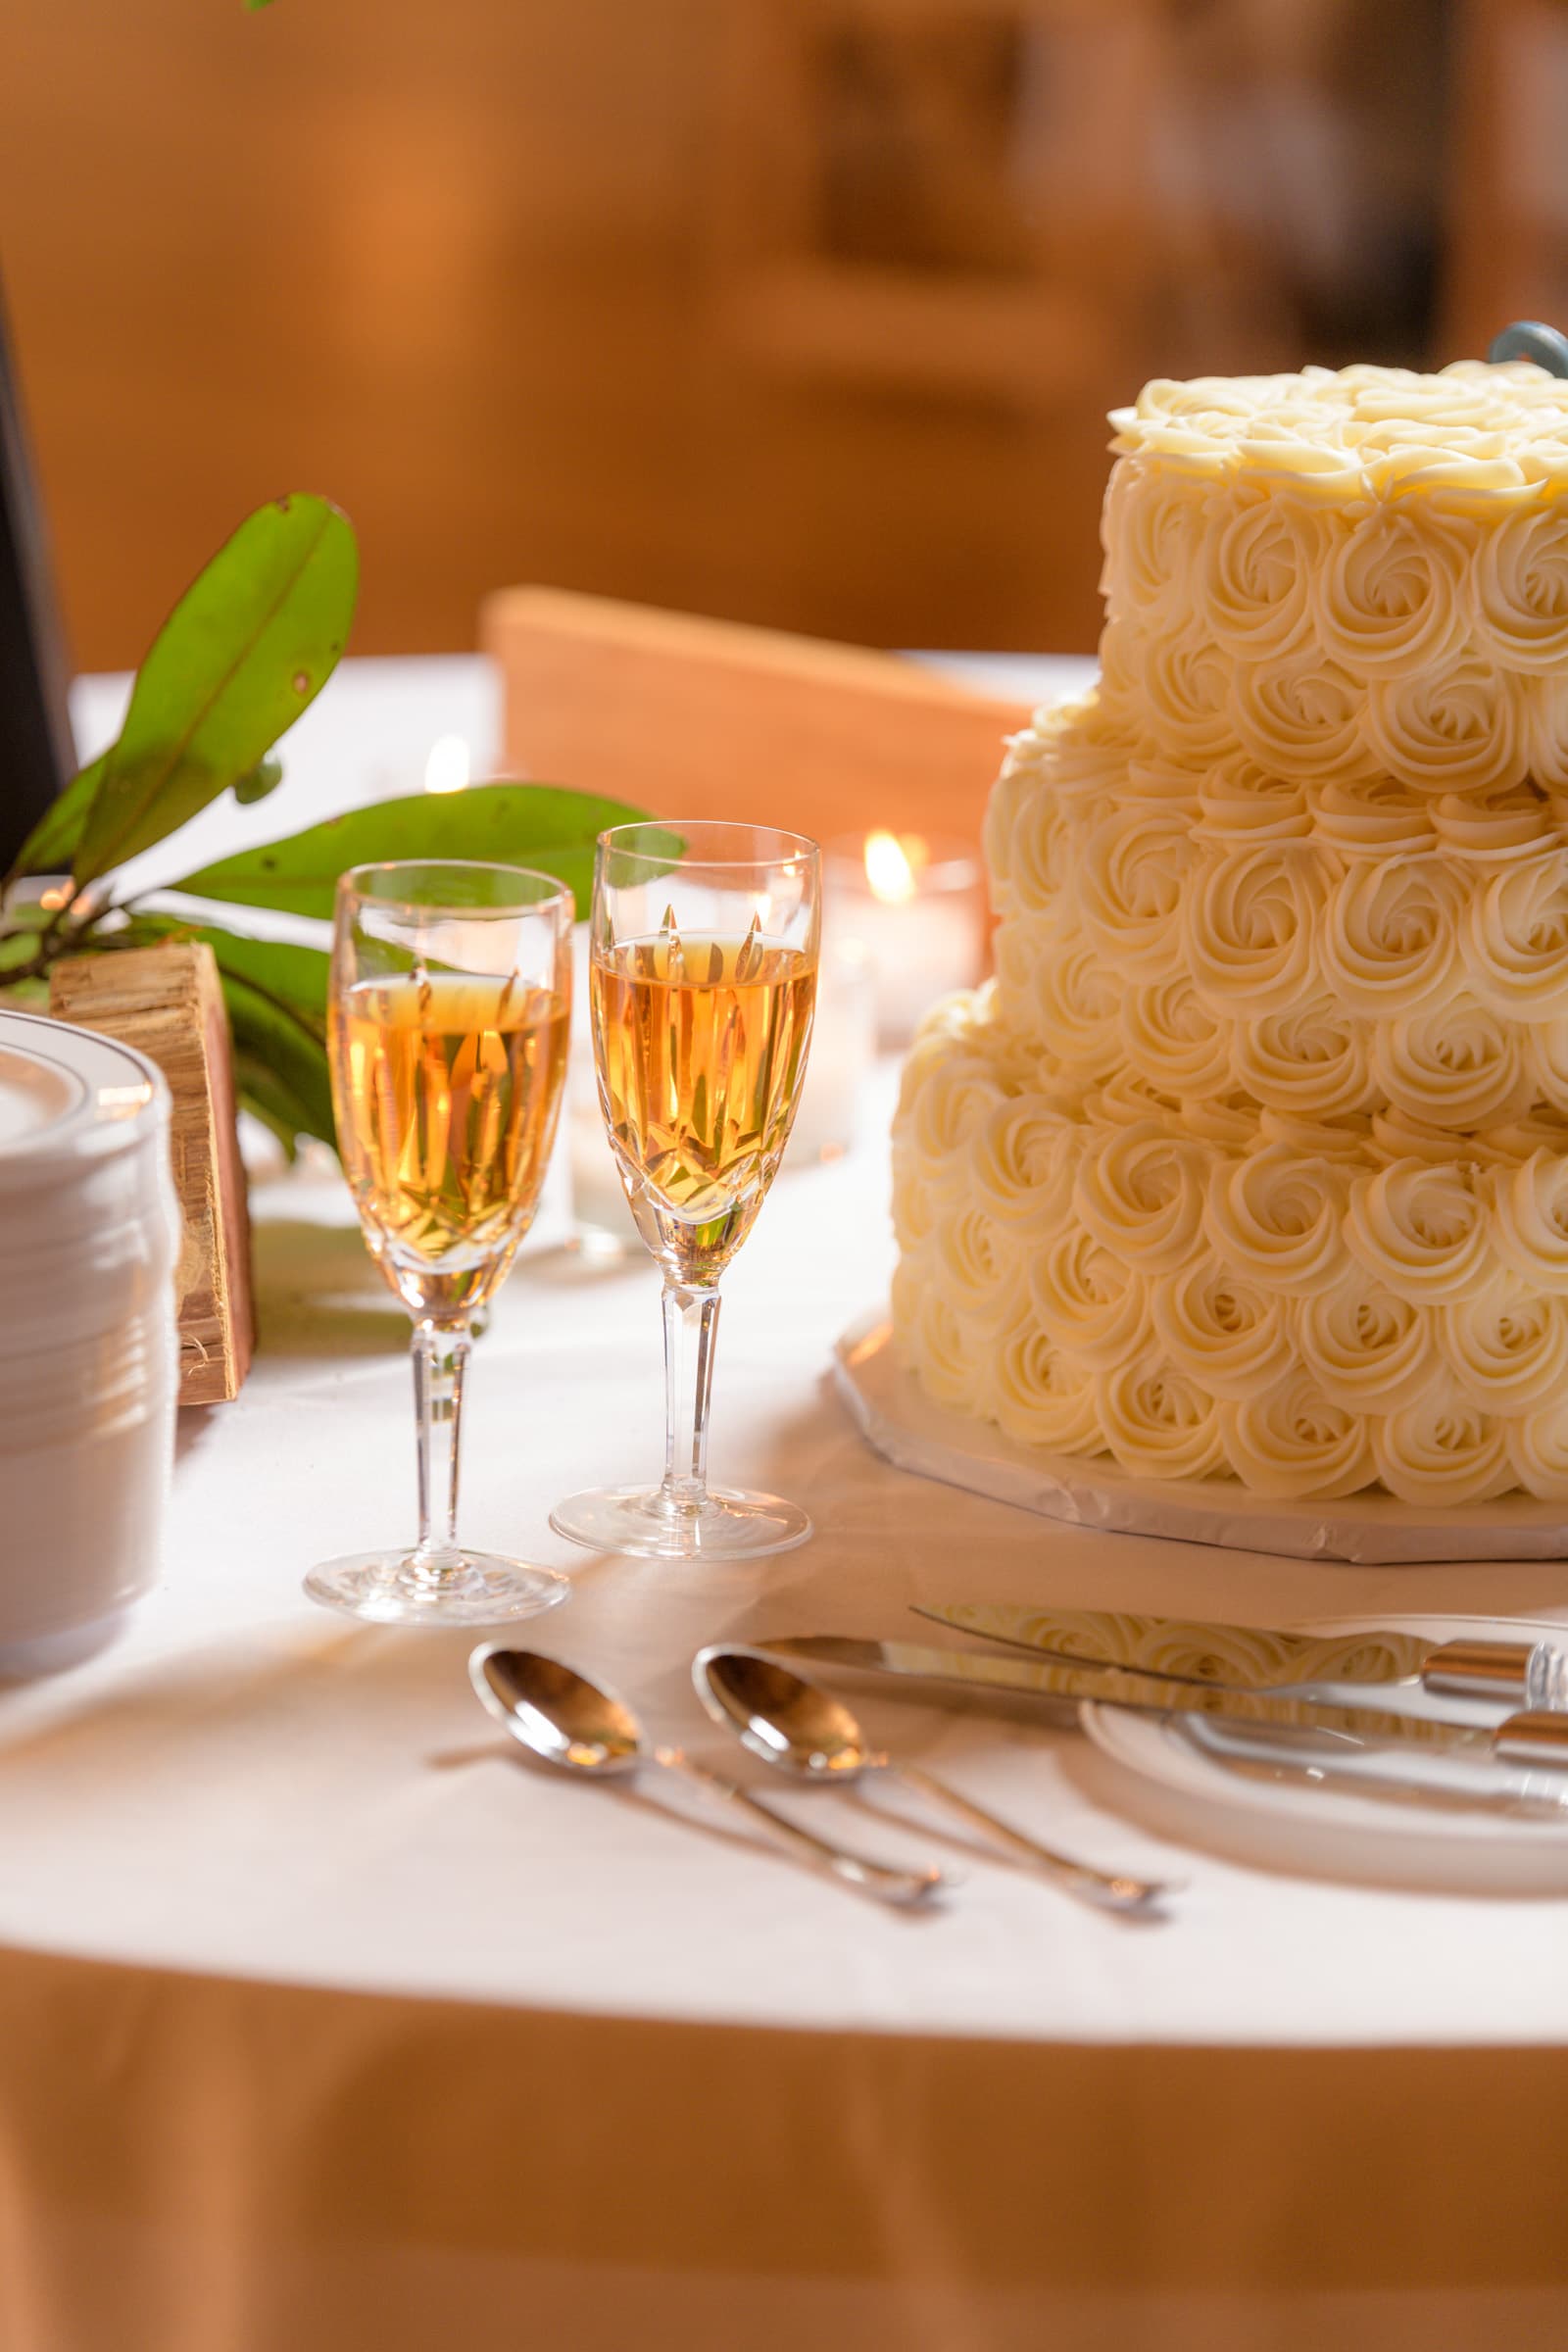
[1109, 362, 1568, 504]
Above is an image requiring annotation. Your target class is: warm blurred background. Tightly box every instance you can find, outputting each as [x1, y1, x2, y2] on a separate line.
[3, 0, 1567, 672]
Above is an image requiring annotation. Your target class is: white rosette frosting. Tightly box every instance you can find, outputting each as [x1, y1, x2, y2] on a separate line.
[1463, 851, 1568, 1017]
[1011, 778, 1085, 916]
[967, 1096, 1081, 1230]
[1437, 1275, 1568, 1416]
[1196, 754, 1312, 844]
[1505, 1399, 1568, 1500]
[930, 1204, 1014, 1328]
[1181, 1095, 1262, 1152]
[983, 760, 1042, 916]
[890, 1141, 938, 1250]
[1199, 491, 1324, 660]
[1117, 751, 1205, 810]
[1132, 623, 1236, 761]
[1028, 1225, 1151, 1368]
[1528, 673, 1568, 791]
[1029, 932, 1124, 1075]
[1101, 459, 1214, 626]
[1482, 1106, 1568, 1161]
[1150, 1254, 1296, 1398]
[1231, 651, 1374, 783]
[1088, 1068, 1186, 1127]
[1432, 784, 1557, 863]
[1312, 503, 1471, 673]
[1309, 774, 1438, 860]
[993, 921, 1052, 1040]
[1363, 654, 1527, 797]
[1489, 1150, 1568, 1293]
[1202, 1144, 1348, 1294]
[983, 1310, 1105, 1453]
[1120, 978, 1235, 1099]
[1368, 1107, 1491, 1166]
[1345, 1159, 1495, 1301]
[1077, 806, 1195, 978]
[1184, 844, 1335, 1014]
[1256, 1108, 1374, 1160]
[1528, 1020, 1568, 1113]
[1371, 989, 1535, 1130]
[901, 1038, 1008, 1182]
[1370, 1384, 1513, 1505]
[1319, 856, 1465, 1014]
[1072, 1120, 1208, 1272]
[891, 1254, 986, 1416]
[1095, 1352, 1229, 1481]
[1230, 1000, 1372, 1119]
[1219, 1372, 1374, 1498]
[1297, 1266, 1440, 1412]
[1475, 503, 1568, 671]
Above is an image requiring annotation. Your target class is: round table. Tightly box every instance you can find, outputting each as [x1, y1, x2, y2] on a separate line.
[8, 659, 1566, 2352]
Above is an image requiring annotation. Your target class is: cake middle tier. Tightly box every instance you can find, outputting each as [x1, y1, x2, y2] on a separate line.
[985, 696, 1568, 1129]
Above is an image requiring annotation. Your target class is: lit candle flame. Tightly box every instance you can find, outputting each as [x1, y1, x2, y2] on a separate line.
[424, 734, 470, 795]
[864, 829, 918, 906]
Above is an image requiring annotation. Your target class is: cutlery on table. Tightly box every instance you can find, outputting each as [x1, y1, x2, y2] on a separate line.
[692, 1643, 1174, 1914]
[911, 1603, 1568, 1717]
[759, 1637, 1568, 1810]
[468, 1644, 948, 1906]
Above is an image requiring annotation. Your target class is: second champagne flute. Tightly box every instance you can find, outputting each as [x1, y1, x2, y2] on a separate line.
[552, 820, 819, 1560]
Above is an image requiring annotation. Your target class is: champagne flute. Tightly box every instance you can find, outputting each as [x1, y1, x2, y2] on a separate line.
[551, 820, 819, 1561]
[306, 859, 573, 1626]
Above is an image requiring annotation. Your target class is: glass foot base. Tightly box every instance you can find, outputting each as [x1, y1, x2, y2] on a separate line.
[303, 1549, 570, 1628]
[549, 1484, 811, 1562]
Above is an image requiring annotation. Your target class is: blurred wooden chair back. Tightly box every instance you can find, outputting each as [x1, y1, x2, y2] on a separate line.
[481, 587, 1031, 845]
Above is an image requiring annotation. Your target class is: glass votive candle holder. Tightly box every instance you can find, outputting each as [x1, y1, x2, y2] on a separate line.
[825, 831, 987, 1046]
[789, 936, 877, 1162]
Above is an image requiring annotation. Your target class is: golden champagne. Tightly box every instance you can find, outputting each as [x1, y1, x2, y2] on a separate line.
[592, 926, 816, 1285]
[331, 971, 569, 1314]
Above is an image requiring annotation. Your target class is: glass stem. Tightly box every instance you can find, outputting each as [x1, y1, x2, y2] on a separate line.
[412, 1319, 471, 1573]
[661, 1282, 720, 1516]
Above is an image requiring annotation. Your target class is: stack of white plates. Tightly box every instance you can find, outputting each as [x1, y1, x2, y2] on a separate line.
[0, 1008, 179, 1654]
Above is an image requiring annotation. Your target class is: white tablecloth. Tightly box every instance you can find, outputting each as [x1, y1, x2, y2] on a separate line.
[5, 657, 1566, 2351]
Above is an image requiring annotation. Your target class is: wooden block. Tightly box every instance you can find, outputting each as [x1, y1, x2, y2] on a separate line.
[481, 586, 1034, 847]
[50, 942, 255, 1406]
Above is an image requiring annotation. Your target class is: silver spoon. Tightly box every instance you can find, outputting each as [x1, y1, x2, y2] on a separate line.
[693, 1644, 1174, 1914]
[469, 1644, 948, 1906]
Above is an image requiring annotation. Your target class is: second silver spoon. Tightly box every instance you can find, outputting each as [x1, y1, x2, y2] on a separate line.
[694, 1644, 1174, 1914]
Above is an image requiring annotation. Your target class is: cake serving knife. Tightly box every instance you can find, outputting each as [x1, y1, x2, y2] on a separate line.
[910, 1602, 1568, 1716]
[760, 1636, 1568, 1784]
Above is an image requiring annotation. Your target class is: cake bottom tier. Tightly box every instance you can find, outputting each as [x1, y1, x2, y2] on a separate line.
[890, 994, 1568, 1507]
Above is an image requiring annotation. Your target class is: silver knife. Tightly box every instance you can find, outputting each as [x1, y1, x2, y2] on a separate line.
[761, 1636, 1568, 1775]
[910, 1601, 1567, 1715]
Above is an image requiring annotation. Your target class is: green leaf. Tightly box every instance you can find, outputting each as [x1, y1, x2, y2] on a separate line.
[233, 754, 284, 807]
[11, 758, 104, 880]
[220, 971, 337, 1146]
[168, 782, 652, 921]
[74, 494, 359, 885]
[187, 926, 329, 1038]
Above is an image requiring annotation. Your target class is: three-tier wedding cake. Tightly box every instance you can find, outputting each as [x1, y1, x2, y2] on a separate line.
[892, 360, 1568, 1503]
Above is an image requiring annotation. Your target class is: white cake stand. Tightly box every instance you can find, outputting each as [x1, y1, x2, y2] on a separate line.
[832, 1312, 1568, 1566]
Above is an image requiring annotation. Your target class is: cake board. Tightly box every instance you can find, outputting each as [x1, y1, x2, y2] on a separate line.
[833, 1313, 1568, 1567]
